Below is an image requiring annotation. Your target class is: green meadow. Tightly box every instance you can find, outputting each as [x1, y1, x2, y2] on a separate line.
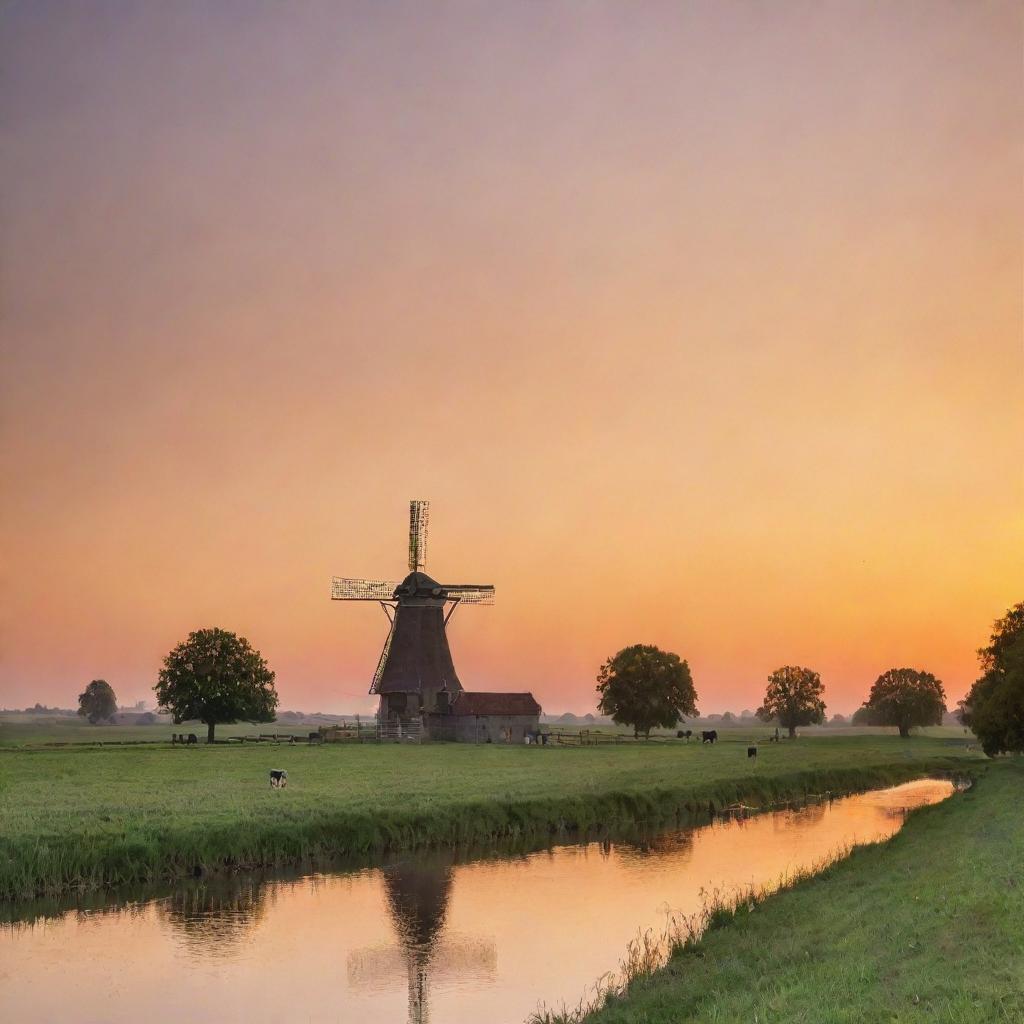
[0, 715, 315, 747]
[569, 759, 1023, 1024]
[0, 728, 980, 901]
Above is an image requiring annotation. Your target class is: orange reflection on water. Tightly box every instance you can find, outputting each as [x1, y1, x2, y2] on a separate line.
[0, 779, 953, 1023]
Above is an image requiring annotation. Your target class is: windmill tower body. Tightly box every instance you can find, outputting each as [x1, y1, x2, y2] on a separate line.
[332, 500, 539, 741]
[371, 571, 463, 721]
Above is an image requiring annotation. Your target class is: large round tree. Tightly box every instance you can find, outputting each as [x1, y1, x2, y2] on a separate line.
[77, 679, 118, 724]
[155, 628, 278, 743]
[959, 602, 1024, 757]
[596, 644, 698, 739]
[861, 668, 946, 738]
[756, 665, 826, 738]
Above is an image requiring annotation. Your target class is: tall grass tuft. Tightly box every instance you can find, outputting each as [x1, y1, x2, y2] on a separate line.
[528, 852, 855, 1024]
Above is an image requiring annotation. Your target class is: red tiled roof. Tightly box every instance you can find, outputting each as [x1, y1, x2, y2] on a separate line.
[449, 691, 541, 716]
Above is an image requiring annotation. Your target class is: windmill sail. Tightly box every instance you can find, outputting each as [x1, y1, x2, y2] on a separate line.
[442, 585, 495, 605]
[408, 500, 429, 572]
[332, 578, 399, 601]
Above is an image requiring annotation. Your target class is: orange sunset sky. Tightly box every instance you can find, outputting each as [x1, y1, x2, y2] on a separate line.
[2, 2, 1022, 716]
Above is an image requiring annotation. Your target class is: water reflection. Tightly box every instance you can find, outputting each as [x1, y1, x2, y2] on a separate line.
[613, 826, 695, 863]
[157, 878, 270, 960]
[348, 853, 497, 1023]
[770, 799, 829, 832]
[0, 779, 956, 1024]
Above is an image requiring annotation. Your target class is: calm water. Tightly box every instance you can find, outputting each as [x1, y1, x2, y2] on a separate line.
[0, 779, 954, 1024]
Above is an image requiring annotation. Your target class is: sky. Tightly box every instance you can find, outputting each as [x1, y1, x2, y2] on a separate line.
[2, 1, 1021, 716]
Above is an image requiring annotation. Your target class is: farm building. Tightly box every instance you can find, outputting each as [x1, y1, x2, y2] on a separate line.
[425, 691, 542, 743]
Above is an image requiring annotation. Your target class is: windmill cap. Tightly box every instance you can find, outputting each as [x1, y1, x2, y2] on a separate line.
[395, 572, 444, 598]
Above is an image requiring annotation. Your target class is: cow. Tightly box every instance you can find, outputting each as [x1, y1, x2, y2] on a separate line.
[269, 769, 288, 789]
[701, 730, 718, 744]
[186, 733, 198, 745]
[676, 729, 693, 741]
[747, 746, 757, 758]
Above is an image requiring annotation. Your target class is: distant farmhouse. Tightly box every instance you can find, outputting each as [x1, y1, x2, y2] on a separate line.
[332, 500, 541, 742]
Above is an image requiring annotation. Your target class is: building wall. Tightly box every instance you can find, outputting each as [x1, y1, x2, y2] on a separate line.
[426, 713, 540, 743]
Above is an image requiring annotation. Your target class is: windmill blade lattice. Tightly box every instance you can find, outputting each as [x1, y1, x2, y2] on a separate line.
[332, 578, 400, 601]
[443, 585, 495, 605]
[408, 499, 430, 572]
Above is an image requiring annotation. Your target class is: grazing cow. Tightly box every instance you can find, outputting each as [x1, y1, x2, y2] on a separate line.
[187, 733, 198, 745]
[701, 730, 718, 744]
[747, 746, 757, 758]
[269, 769, 288, 789]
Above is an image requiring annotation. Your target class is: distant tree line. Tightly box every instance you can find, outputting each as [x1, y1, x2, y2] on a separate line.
[592, 600, 1023, 756]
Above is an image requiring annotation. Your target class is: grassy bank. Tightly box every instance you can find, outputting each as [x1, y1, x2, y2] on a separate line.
[570, 759, 1022, 1024]
[0, 735, 981, 901]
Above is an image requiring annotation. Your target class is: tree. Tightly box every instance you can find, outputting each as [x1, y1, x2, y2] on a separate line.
[155, 628, 278, 743]
[77, 679, 118, 724]
[861, 668, 946, 738]
[596, 644, 698, 739]
[756, 665, 826, 738]
[850, 705, 875, 726]
[959, 602, 1024, 757]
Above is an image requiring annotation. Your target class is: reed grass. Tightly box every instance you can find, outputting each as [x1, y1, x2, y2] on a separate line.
[529, 862, 853, 1023]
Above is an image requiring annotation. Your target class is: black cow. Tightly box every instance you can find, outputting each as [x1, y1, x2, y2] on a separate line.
[747, 746, 757, 758]
[269, 769, 288, 789]
[186, 733, 198, 745]
[701, 730, 718, 744]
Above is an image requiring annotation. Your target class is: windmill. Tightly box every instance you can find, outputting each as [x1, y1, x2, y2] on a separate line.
[331, 500, 494, 728]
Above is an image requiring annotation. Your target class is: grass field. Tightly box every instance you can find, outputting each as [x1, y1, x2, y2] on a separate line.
[0, 730, 981, 901]
[0, 714, 974, 747]
[569, 759, 1023, 1024]
[0, 715, 320, 746]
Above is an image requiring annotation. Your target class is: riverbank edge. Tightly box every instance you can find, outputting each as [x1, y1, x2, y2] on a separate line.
[0, 754, 978, 902]
[563, 759, 1019, 1024]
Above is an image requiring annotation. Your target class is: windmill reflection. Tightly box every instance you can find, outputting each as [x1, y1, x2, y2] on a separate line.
[347, 853, 496, 1024]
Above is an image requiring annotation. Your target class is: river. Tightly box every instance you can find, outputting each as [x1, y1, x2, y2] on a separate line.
[0, 778, 955, 1023]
